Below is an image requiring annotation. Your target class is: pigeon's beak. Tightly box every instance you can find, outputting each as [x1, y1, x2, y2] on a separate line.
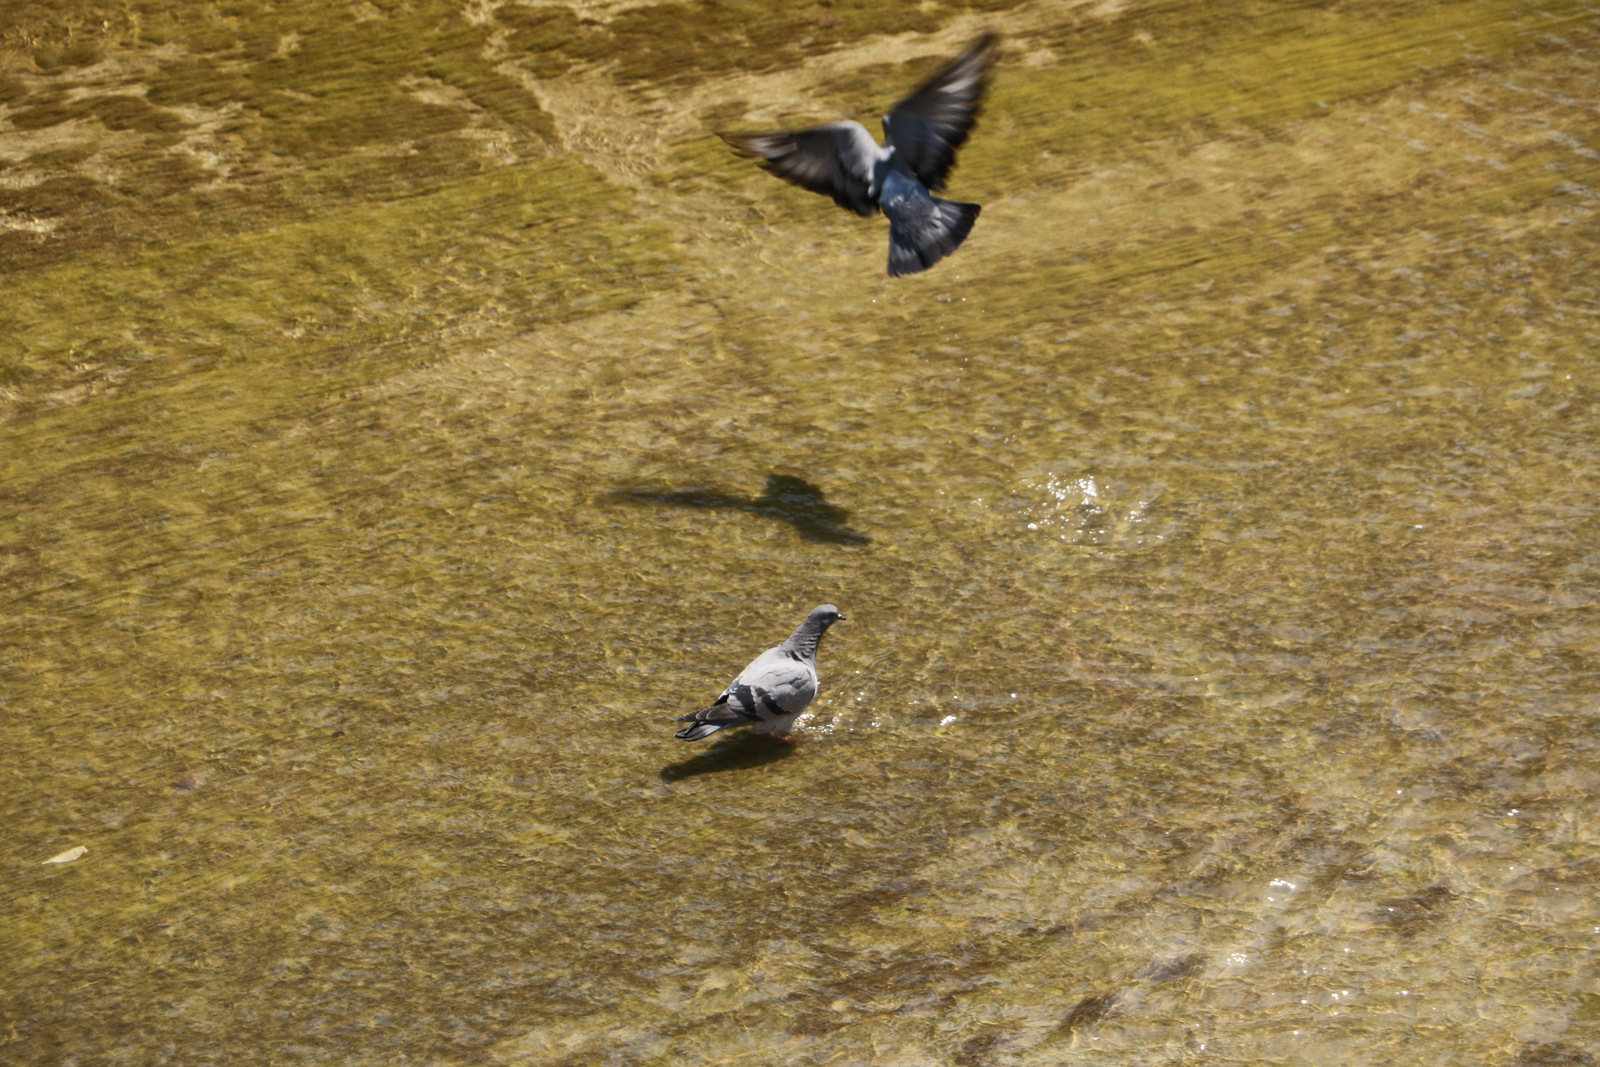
[837, 614, 847, 622]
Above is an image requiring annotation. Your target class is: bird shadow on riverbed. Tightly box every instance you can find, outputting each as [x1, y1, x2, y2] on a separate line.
[660, 734, 798, 781]
[611, 473, 870, 545]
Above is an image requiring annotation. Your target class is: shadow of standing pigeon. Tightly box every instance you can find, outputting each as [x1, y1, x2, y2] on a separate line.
[659, 733, 799, 781]
[611, 473, 870, 545]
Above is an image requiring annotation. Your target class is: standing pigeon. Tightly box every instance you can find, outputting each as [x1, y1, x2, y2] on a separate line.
[675, 605, 845, 741]
[721, 33, 999, 277]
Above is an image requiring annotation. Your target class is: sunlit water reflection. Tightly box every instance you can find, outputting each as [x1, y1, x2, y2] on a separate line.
[3, 0, 1599, 1064]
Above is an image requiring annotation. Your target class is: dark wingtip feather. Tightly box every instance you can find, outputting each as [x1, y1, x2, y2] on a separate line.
[962, 32, 1003, 75]
[718, 131, 766, 158]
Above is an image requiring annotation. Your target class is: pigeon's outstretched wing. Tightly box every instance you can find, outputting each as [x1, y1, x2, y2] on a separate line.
[881, 33, 999, 192]
[720, 123, 883, 216]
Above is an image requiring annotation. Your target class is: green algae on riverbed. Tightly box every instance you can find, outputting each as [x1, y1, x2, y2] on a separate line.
[4, 0, 1600, 1064]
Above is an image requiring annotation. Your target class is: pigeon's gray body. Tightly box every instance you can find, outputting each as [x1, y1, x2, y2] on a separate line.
[721, 34, 998, 277]
[675, 605, 845, 741]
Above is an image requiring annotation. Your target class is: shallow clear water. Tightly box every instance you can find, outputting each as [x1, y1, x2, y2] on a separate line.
[4, 1, 1599, 1064]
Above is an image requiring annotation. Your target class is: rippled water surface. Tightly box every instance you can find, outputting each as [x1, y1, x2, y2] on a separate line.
[5, 1, 1599, 1063]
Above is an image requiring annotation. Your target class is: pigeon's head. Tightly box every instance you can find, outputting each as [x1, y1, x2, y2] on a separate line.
[810, 604, 845, 628]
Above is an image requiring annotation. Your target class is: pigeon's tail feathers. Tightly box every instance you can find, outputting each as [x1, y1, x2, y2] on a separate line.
[674, 720, 729, 741]
[675, 702, 745, 742]
[887, 197, 980, 277]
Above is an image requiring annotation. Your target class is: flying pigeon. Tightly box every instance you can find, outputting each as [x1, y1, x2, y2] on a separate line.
[721, 33, 999, 277]
[675, 605, 845, 741]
